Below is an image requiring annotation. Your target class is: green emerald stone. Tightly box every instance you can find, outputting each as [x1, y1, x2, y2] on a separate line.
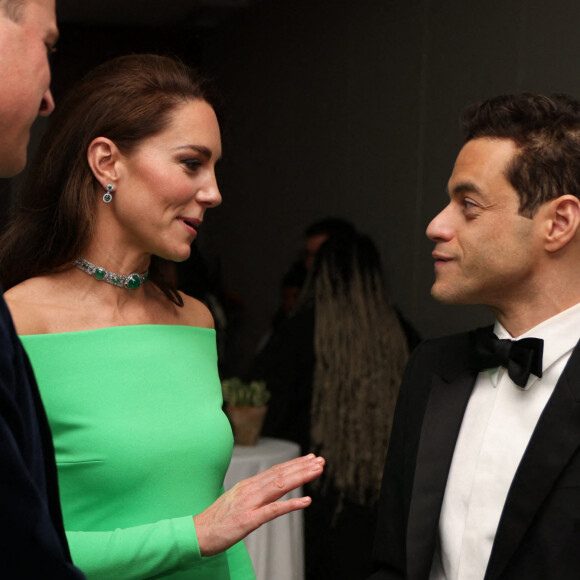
[94, 268, 106, 280]
[113, 277, 120, 284]
[126, 274, 141, 289]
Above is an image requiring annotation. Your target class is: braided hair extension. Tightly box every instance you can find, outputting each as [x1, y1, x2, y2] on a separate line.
[308, 233, 409, 511]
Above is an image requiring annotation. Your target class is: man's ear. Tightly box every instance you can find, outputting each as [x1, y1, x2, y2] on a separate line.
[87, 137, 122, 189]
[544, 194, 580, 252]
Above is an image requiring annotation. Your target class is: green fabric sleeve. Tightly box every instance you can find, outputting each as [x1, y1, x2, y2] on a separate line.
[67, 515, 200, 580]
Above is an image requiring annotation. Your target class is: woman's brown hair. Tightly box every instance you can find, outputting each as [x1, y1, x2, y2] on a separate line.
[0, 53, 221, 305]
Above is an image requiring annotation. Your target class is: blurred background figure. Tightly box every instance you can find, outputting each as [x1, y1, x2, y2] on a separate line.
[175, 246, 244, 377]
[249, 226, 418, 579]
[271, 259, 307, 328]
[301, 218, 356, 270]
[252, 218, 355, 358]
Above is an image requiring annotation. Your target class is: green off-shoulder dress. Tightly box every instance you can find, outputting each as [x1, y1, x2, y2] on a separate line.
[21, 324, 256, 580]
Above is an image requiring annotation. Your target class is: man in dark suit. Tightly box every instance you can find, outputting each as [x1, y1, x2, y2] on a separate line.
[370, 93, 580, 579]
[0, 0, 84, 575]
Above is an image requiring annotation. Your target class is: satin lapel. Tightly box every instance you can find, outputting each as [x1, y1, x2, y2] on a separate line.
[485, 342, 580, 580]
[407, 370, 476, 580]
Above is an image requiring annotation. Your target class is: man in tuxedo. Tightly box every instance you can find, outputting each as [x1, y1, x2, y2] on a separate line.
[0, 0, 84, 575]
[370, 93, 580, 579]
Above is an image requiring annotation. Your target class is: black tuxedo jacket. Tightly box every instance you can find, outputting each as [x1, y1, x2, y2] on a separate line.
[370, 329, 580, 580]
[0, 292, 84, 577]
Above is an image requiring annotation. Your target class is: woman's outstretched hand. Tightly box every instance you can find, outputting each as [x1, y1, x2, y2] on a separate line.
[194, 453, 325, 556]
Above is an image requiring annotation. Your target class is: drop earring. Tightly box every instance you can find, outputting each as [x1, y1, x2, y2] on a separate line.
[103, 184, 114, 203]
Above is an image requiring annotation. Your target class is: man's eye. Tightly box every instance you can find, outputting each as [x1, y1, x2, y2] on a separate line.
[462, 199, 477, 210]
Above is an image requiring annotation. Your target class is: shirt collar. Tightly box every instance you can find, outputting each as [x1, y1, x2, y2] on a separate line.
[489, 301, 580, 389]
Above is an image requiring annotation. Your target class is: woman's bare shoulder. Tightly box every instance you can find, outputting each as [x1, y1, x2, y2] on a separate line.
[4, 277, 57, 335]
[178, 292, 215, 329]
[5, 279, 216, 334]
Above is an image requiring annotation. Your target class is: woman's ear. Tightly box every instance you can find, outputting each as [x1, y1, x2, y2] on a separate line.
[87, 137, 121, 189]
[544, 194, 580, 252]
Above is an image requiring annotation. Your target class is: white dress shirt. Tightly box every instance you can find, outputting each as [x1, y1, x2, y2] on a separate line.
[429, 302, 580, 580]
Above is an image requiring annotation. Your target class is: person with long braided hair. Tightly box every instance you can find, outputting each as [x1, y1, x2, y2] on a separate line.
[308, 233, 409, 510]
[305, 232, 411, 579]
[250, 228, 416, 579]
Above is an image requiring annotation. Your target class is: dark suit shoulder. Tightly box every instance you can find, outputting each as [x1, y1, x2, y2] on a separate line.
[0, 291, 84, 578]
[406, 329, 479, 381]
[370, 329, 481, 579]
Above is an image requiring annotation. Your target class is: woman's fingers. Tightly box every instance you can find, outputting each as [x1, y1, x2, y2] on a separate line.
[194, 454, 324, 556]
[251, 494, 313, 524]
[235, 454, 325, 503]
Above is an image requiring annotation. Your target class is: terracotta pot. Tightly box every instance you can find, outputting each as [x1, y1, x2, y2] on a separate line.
[226, 404, 268, 446]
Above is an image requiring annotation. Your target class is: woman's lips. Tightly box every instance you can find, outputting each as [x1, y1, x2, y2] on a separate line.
[179, 217, 201, 237]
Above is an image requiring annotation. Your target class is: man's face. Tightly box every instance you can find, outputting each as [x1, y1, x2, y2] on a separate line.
[426, 137, 541, 312]
[0, 0, 58, 177]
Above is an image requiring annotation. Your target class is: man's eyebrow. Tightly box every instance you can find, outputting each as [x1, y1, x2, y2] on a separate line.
[448, 181, 484, 197]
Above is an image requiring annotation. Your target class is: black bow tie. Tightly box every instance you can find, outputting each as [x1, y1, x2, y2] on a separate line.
[469, 327, 544, 388]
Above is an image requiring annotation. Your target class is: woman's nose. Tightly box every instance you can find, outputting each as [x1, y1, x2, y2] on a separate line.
[39, 89, 55, 117]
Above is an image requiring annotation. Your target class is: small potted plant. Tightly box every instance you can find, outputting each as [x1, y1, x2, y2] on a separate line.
[221, 378, 270, 446]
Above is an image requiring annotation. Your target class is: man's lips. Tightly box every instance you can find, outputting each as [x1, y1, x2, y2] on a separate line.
[432, 251, 453, 265]
[178, 217, 202, 236]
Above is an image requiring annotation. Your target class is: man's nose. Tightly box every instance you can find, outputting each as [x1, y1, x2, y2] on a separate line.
[426, 206, 453, 242]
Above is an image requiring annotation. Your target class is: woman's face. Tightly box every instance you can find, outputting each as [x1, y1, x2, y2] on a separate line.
[112, 99, 222, 262]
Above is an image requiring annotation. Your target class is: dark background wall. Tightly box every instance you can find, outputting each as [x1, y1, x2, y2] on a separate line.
[4, 0, 580, 374]
[201, 0, 580, 372]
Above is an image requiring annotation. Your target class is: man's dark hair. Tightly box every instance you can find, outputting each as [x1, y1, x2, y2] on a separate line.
[462, 93, 580, 217]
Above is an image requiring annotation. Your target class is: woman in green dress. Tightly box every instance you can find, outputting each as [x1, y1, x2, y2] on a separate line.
[0, 54, 324, 580]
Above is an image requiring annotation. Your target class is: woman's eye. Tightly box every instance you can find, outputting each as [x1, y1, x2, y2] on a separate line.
[182, 159, 202, 171]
